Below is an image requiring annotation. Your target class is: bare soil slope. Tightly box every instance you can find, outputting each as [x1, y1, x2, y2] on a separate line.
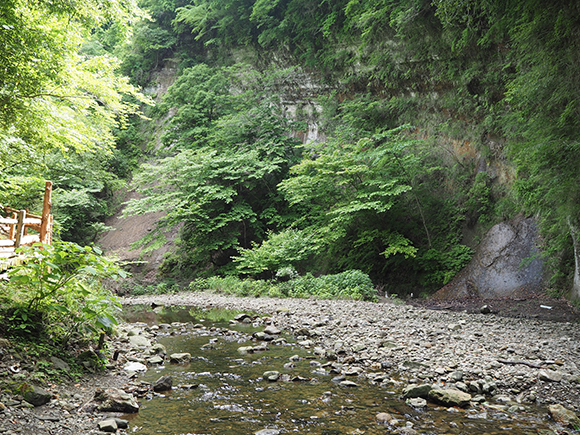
[98, 190, 179, 279]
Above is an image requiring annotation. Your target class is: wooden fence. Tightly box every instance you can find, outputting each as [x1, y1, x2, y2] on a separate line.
[0, 181, 53, 260]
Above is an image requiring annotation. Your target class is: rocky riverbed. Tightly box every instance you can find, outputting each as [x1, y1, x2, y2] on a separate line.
[1, 291, 580, 434]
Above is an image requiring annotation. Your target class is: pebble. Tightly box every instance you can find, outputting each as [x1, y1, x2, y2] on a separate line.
[4, 291, 576, 433]
[124, 292, 580, 414]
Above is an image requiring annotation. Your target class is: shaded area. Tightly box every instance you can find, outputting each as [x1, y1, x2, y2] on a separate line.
[408, 295, 580, 323]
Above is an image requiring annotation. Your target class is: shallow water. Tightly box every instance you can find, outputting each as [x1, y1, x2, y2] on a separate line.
[121, 306, 555, 435]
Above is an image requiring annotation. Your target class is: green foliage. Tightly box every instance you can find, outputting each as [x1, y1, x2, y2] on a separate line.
[0, 242, 126, 344]
[188, 269, 377, 301]
[0, 0, 153, 250]
[234, 229, 318, 276]
[272, 126, 420, 275]
[283, 270, 377, 301]
[465, 171, 493, 226]
[161, 64, 238, 148]
[96, 0, 580, 297]
[126, 68, 304, 273]
[0, 176, 46, 212]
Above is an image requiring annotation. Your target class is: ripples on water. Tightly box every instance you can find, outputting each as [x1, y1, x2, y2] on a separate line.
[121, 305, 554, 435]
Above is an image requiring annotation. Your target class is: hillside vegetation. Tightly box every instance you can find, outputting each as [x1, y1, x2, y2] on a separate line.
[3, 0, 580, 300]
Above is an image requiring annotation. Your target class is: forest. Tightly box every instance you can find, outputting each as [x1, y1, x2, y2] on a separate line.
[2, 0, 580, 310]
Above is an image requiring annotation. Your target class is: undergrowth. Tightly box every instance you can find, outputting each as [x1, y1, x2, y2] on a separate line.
[127, 269, 378, 302]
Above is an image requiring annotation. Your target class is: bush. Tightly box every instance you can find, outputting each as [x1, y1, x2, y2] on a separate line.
[0, 242, 126, 344]
[187, 269, 377, 301]
[285, 270, 377, 301]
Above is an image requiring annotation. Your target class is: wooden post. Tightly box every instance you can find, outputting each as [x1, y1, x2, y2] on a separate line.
[40, 181, 52, 244]
[8, 211, 16, 240]
[15, 209, 26, 248]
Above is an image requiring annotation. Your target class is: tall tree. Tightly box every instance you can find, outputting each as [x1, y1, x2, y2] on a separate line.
[0, 0, 150, 174]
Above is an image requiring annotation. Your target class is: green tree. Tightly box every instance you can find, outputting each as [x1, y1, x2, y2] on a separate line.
[0, 0, 152, 245]
[126, 101, 302, 274]
[161, 64, 237, 148]
[0, 0, 150, 165]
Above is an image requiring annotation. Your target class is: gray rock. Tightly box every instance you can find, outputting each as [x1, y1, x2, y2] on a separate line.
[428, 388, 472, 408]
[123, 361, 147, 372]
[95, 388, 139, 413]
[294, 327, 311, 336]
[98, 418, 117, 433]
[435, 217, 544, 298]
[234, 313, 252, 322]
[406, 397, 427, 408]
[480, 305, 491, 314]
[114, 418, 129, 429]
[148, 355, 164, 365]
[339, 380, 359, 387]
[376, 412, 394, 423]
[539, 369, 563, 382]
[50, 357, 70, 372]
[253, 332, 271, 341]
[254, 430, 281, 435]
[129, 335, 151, 349]
[549, 404, 580, 428]
[20, 384, 52, 407]
[169, 353, 191, 364]
[263, 371, 280, 381]
[402, 384, 432, 399]
[449, 370, 463, 381]
[467, 380, 481, 393]
[127, 328, 140, 336]
[149, 343, 167, 355]
[344, 367, 363, 376]
[263, 325, 281, 335]
[291, 375, 309, 382]
[398, 428, 419, 435]
[481, 380, 496, 393]
[154, 375, 173, 392]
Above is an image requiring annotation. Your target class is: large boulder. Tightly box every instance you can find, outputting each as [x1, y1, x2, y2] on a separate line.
[19, 383, 52, 407]
[428, 388, 472, 407]
[549, 404, 580, 428]
[95, 388, 139, 413]
[435, 216, 544, 299]
[402, 384, 433, 399]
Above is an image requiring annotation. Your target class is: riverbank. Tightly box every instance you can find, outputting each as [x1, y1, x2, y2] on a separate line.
[1, 291, 579, 434]
[123, 292, 580, 413]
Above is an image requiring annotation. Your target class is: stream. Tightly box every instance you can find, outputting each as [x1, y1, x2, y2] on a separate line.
[120, 305, 555, 435]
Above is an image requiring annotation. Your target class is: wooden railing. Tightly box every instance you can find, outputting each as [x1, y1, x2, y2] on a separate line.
[0, 181, 53, 259]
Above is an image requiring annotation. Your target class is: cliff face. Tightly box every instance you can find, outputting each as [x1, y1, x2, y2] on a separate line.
[101, 58, 545, 296]
[436, 216, 544, 299]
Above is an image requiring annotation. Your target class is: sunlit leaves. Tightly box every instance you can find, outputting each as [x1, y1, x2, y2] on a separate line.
[2, 242, 126, 343]
[0, 0, 151, 173]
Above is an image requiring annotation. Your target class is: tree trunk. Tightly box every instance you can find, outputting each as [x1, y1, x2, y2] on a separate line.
[568, 218, 580, 302]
